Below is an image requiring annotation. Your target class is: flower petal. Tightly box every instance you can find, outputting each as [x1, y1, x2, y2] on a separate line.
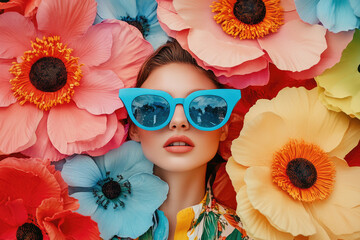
[69, 24, 113, 67]
[317, 0, 359, 32]
[95, 0, 133, 20]
[226, 157, 246, 192]
[72, 69, 124, 115]
[349, 0, 360, 17]
[294, 0, 320, 24]
[157, 0, 190, 33]
[245, 167, 316, 236]
[61, 155, 102, 188]
[92, 206, 124, 240]
[47, 102, 107, 154]
[236, 186, 294, 240]
[258, 20, 327, 72]
[0, 60, 17, 107]
[0, 12, 36, 59]
[70, 191, 99, 216]
[36, 0, 96, 41]
[102, 141, 153, 180]
[0, 103, 42, 154]
[218, 67, 270, 89]
[0, 199, 27, 227]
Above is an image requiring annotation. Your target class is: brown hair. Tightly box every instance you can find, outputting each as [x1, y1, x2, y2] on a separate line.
[136, 39, 222, 88]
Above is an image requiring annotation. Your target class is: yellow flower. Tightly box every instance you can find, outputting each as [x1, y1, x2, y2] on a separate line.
[227, 87, 360, 240]
[316, 29, 360, 119]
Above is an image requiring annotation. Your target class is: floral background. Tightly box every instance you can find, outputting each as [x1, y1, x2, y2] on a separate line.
[0, 0, 359, 239]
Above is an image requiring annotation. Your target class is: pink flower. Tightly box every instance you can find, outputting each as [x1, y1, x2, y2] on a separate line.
[0, 0, 153, 161]
[156, 0, 353, 88]
[0, 0, 41, 17]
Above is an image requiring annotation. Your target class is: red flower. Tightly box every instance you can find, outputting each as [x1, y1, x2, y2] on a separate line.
[0, 157, 100, 239]
[0, 0, 40, 17]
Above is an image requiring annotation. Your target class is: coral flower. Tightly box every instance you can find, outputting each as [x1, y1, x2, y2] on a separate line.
[94, 0, 169, 50]
[295, 0, 360, 33]
[0, 0, 153, 161]
[0, 157, 100, 239]
[0, 0, 40, 17]
[227, 87, 360, 240]
[61, 141, 169, 239]
[156, 0, 353, 88]
[316, 29, 360, 120]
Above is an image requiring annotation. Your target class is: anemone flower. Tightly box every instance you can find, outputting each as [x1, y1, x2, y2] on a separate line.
[61, 141, 169, 239]
[156, 0, 353, 88]
[295, 0, 360, 33]
[226, 87, 360, 240]
[316, 29, 360, 120]
[94, 0, 169, 50]
[0, 0, 153, 161]
[0, 0, 40, 17]
[0, 157, 100, 239]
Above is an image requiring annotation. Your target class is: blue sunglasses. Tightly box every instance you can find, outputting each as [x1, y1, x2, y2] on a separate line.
[118, 88, 241, 131]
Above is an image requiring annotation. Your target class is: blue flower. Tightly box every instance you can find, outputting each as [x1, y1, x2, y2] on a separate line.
[294, 0, 360, 32]
[94, 0, 169, 49]
[61, 141, 169, 240]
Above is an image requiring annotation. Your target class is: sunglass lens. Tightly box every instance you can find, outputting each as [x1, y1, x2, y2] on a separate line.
[131, 95, 170, 128]
[189, 95, 227, 128]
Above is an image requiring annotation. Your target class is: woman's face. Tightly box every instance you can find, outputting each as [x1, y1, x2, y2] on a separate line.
[130, 63, 227, 172]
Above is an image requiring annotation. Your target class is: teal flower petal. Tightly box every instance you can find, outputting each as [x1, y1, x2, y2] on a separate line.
[294, 0, 319, 24]
[349, 0, 360, 17]
[72, 191, 99, 216]
[61, 155, 102, 187]
[154, 210, 169, 240]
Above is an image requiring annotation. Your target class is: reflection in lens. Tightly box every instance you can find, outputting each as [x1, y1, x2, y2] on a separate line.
[189, 95, 227, 127]
[131, 95, 170, 127]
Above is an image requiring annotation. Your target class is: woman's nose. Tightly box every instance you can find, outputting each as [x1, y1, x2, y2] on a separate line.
[169, 105, 190, 130]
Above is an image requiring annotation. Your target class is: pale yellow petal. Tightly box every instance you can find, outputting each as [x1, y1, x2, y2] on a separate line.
[226, 156, 246, 192]
[231, 112, 289, 167]
[307, 214, 332, 240]
[245, 166, 316, 236]
[236, 186, 294, 240]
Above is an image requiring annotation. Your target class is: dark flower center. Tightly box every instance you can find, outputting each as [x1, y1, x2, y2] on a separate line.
[233, 0, 266, 25]
[29, 57, 67, 92]
[357, 64, 360, 73]
[121, 15, 150, 38]
[102, 180, 122, 199]
[16, 223, 43, 240]
[0, 0, 10, 2]
[286, 158, 317, 189]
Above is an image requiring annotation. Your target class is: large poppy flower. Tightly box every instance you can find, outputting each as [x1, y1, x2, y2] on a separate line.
[295, 0, 360, 33]
[227, 87, 360, 239]
[0, 0, 40, 17]
[0, 157, 100, 239]
[0, 0, 153, 161]
[156, 0, 353, 88]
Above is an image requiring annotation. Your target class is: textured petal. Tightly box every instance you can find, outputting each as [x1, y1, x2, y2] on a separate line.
[157, 0, 190, 33]
[95, 0, 133, 20]
[21, 112, 66, 161]
[69, 24, 113, 67]
[72, 69, 124, 115]
[0, 60, 17, 107]
[218, 67, 270, 89]
[226, 157, 246, 192]
[0, 199, 27, 226]
[71, 192, 99, 216]
[146, 23, 169, 50]
[92, 206, 123, 240]
[294, 0, 320, 24]
[212, 162, 237, 209]
[258, 20, 327, 72]
[47, 102, 107, 154]
[61, 155, 102, 188]
[349, 0, 360, 17]
[231, 112, 289, 167]
[0, 103, 42, 154]
[36, 0, 96, 41]
[97, 20, 153, 88]
[102, 141, 153, 180]
[245, 167, 316, 236]
[236, 186, 294, 240]
[317, 0, 359, 32]
[0, 12, 36, 59]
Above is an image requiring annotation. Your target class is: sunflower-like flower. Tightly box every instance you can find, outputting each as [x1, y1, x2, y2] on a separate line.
[61, 141, 169, 239]
[0, 157, 100, 239]
[295, 0, 360, 33]
[0, 0, 153, 161]
[156, 0, 353, 88]
[316, 29, 360, 120]
[94, 0, 169, 49]
[0, 0, 40, 17]
[227, 87, 360, 240]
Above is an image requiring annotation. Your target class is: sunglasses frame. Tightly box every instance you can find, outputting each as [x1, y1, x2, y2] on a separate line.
[119, 88, 241, 131]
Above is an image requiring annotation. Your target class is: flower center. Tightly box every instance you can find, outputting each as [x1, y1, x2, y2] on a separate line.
[233, 0, 266, 25]
[0, 0, 10, 2]
[357, 64, 360, 73]
[121, 16, 150, 38]
[102, 180, 121, 199]
[272, 139, 336, 202]
[16, 223, 43, 240]
[286, 158, 317, 189]
[10, 36, 82, 111]
[29, 57, 67, 92]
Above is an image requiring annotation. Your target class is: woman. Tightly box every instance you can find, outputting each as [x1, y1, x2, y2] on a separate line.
[119, 40, 250, 240]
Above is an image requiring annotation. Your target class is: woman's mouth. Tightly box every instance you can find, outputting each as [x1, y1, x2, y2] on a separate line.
[164, 136, 194, 153]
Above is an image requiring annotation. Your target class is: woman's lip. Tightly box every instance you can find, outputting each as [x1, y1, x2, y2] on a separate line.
[164, 146, 194, 153]
[163, 135, 194, 148]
